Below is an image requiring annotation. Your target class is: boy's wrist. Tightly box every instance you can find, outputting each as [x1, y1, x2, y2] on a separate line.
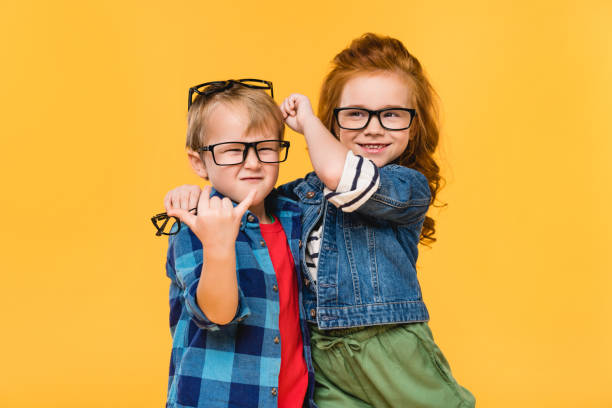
[202, 245, 235, 261]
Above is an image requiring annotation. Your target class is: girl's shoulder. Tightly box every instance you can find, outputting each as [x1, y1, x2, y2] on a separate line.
[381, 164, 428, 184]
[276, 172, 324, 202]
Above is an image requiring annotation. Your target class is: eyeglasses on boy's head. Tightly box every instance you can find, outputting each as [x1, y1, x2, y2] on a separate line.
[188, 79, 273, 111]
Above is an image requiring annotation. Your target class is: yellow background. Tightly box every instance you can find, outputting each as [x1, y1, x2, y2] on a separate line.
[1, 0, 610, 406]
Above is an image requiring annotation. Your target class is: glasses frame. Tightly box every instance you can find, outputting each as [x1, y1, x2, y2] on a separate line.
[151, 208, 197, 236]
[333, 107, 417, 131]
[188, 79, 274, 110]
[197, 140, 290, 166]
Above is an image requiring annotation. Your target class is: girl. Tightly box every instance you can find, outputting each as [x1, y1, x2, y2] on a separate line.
[166, 33, 475, 407]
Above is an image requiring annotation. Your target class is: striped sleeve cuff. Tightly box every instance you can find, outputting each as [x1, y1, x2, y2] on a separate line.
[324, 150, 380, 213]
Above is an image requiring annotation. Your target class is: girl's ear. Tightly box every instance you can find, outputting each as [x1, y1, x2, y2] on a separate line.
[187, 149, 209, 179]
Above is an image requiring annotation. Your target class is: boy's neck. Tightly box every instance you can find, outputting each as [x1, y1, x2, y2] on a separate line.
[249, 201, 274, 224]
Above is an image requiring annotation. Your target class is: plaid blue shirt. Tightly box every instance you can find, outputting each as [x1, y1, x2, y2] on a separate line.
[165, 190, 316, 408]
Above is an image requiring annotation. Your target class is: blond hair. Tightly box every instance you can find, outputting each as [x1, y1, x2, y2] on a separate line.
[186, 85, 284, 150]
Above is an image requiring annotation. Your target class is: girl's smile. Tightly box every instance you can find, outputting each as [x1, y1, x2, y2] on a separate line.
[357, 143, 391, 153]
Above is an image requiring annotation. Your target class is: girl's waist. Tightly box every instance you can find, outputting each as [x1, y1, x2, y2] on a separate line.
[302, 299, 429, 330]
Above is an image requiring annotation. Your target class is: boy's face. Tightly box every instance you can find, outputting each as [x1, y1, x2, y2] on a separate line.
[188, 102, 280, 210]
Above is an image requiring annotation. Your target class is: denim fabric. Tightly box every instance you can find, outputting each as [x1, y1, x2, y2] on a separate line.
[278, 164, 432, 329]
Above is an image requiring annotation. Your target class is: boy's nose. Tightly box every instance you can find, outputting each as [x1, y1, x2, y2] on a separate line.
[243, 146, 261, 168]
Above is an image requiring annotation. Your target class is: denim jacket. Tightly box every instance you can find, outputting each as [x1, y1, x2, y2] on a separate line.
[278, 164, 432, 329]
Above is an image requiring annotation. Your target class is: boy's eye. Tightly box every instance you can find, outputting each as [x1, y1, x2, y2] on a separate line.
[257, 141, 282, 152]
[218, 144, 245, 154]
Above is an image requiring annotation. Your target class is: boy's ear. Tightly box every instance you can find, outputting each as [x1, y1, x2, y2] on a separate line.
[187, 149, 209, 179]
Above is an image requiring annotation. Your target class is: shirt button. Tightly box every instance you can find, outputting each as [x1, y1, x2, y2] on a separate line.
[305, 191, 315, 199]
[272, 284, 278, 292]
[298, 239, 303, 248]
[247, 214, 255, 222]
[260, 240, 266, 247]
[310, 309, 316, 318]
[273, 336, 280, 344]
[271, 388, 278, 396]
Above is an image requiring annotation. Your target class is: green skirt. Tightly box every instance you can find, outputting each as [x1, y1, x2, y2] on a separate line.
[309, 322, 475, 408]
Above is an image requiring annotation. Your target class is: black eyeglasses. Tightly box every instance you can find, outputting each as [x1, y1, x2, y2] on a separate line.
[334, 107, 416, 131]
[188, 79, 273, 110]
[198, 140, 290, 166]
[151, 207, 197, 236]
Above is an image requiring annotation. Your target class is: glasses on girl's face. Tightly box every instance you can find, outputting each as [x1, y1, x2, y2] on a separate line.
[188, 79, 273, 110]
[198, 140, 290, 166]
[334, 107, 416, 131]
[151, 208, 197, 236]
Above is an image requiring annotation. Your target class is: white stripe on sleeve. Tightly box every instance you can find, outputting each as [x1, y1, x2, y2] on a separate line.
[323, 150, 380, 213]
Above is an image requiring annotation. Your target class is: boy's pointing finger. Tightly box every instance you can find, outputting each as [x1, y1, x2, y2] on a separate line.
[234, 189, 256, 219]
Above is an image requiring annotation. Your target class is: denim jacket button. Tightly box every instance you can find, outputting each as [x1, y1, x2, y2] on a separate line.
[310, 308, 316, 318]
[272, 284, 278, 292]
[303, 278, 310, 287]
[305, 191, 315, 198]
[271, 388, 278, 396]
[260, 240, 266, 247]
[273, 336, 280, 344]
[298, 239, 303, 248]
[247, 214, 255, 222]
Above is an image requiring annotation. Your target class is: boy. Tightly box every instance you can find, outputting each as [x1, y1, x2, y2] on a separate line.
[162, 80, 314, 408]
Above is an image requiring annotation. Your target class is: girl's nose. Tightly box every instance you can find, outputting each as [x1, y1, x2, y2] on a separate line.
[364, 113, 385, 135]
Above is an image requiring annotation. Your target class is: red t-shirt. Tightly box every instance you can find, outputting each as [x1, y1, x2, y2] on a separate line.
[260, 217, 308, 408]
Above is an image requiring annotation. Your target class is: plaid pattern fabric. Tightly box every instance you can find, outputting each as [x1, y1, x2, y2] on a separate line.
[165, 190, 316, 408]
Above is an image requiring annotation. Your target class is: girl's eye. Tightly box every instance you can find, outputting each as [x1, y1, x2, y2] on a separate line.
[383, 111, 399, 118]
[347, 110, 365, 117]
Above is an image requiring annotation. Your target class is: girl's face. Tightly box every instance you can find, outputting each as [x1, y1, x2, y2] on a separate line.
[336, 71, 414, 167]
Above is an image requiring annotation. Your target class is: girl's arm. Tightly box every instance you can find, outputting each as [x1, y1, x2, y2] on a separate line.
[280, 93, 348, 190]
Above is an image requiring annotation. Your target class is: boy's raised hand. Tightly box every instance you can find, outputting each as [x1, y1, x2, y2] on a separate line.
[167, 186, 256, 251]
[280, 93, 316, 134]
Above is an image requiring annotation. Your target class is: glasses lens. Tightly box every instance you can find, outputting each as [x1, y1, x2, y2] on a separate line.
[337, 108, 370, 129]
[379, 109, 413, 130]
[213, 143, 248, 165]
[257, 141, 286, 163]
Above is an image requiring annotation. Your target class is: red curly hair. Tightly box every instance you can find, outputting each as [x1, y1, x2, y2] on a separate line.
[318, 33, 443, 245]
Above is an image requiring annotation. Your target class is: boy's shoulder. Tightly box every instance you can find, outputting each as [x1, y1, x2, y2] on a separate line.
[265, 188, 303, 217]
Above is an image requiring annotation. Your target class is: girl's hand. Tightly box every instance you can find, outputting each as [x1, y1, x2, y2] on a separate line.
[164, 184, 202, 212]
[168, 186, 256, 252]
[280, 93, 316, 134]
